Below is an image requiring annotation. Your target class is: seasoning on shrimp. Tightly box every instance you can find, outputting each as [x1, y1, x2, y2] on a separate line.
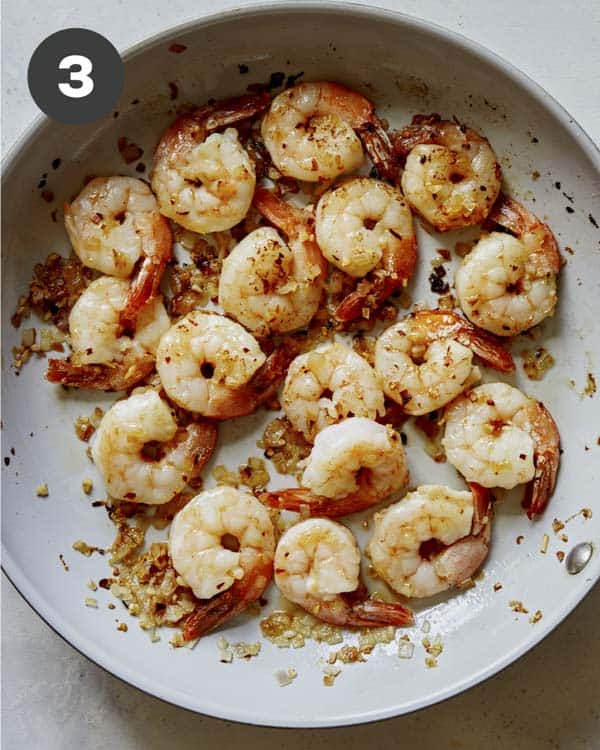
[64, 176, 172, 329]
[455, 194, 561, 336]
[282, 342, 385, 442]
[261, 81, 398, 183]
[274, 518, 413, 627]
[156, 311, 294, 419]
[367, 484, 492, 597]
[218, 189, 326, 336]
[393, 113, 501, 231]
[152, 91, 270, 233]
[46, 276, 170, 391]
[170, 487, 275, 640]
[442, 382, 560, 518]
[314, 177, 417, 323]
[262, 418, 408, 517]
[374, 309, 515, 415]
[92, 388, 217, 505]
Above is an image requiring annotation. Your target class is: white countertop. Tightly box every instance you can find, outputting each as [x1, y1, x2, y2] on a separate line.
[2, 1, 599, 747]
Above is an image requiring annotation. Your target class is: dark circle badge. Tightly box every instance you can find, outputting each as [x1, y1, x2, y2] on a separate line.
[28, 28, 124, 125]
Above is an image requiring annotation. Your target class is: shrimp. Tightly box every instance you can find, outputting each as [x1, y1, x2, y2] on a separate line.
[442, 382, 560, 518]
[274, 518, 414, 627]
[261, 81, 398, 183]
[156, 311, 293, 419]
[64, 176, 173, 328]
[374, 309, 515, 415]
[46, 276, 170, 390]
[151, 91, 270, 233]
[281, 342, 385, 442]
[392, 114, 501, 232]
[455, 194, 561, 336]
[261, 418, 408, 517]
[218, 189, 326, 336]
[367, 483, 492, 598]
[316, 177, 415, 278]
[91, 388, 217, 504]
[169, 486, 275, 639]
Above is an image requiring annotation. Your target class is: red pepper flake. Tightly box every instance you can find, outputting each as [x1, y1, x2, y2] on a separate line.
[118, 137, 144, 164]
[168, 43, 187, 54]
[41, 190, 54, 203]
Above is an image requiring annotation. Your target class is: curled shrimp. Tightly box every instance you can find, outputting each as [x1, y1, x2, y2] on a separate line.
[455, 194, 561, 336]
[169, 487, 275, 640]
[46, 276, 170, 390]
[156, 311, 292, 419]
[218, 189, 326, 336]
[367, 483, 492, 598]
[282, 342, 385, 442]
[262, 417, 408, 517]
[374, 309, 515, 415]
[91, 388, 217, 504]
[261, 81, 398, 183]
[442, 382, 560, 518]
[64, 176, 172, 329]
[274, 518, 414, 627]
[393, 114, 501, 231]
[152, 91, 270, 233]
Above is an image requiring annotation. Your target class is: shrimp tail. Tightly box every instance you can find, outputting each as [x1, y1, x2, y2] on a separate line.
[344, 597, 414, 627]
[46, 356, 154, 391]
[390, 113, 442, 161]
[334, 235, 417, 324]
[356, 118, 400, 184]
[182, 557, 272, 641]
[252, 187, 308, 237]
[260, 488, 380, 517]
[179, 420, 219, 478]
[120, 216, 173, 331]
[454, 319, 515, 373]
[521, 402, 560, 519]
[468, 482, 493, 534]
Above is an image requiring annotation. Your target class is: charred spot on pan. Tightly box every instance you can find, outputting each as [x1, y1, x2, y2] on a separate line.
[238, 63, 249, 74]
[285, 71, 304, 89]
[589, 214, 599, 228]
[168, 43, 187, 54]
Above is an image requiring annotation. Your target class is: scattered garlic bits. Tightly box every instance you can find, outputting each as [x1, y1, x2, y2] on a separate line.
[260, 610, 344, 648]
[422, 633, 444, 668]
[217, 636, 262, 662]
[72, 539, 103, 557]
[12, 326, 66, 369]
[74, 407, 104, 442]
[398, 641, 415, 659]
[521, 347, 555, 380]
[540, 534, 549, 554]
[212, 457, 271, 491]
[85, 597, 98, 608]
[529, 610, 543, 624]
[509, 600, 529, 614]
[258, 417, 311, 479]
[552, 518, 565, 533]
[82, 479, 93, 495]
[117, 622, 128, 632]
[35, 482, 49, 497]
[275, 668, 298, 687]
[493, 582, 503, 592]
[323, 665, 342, 686]
[584, 372, 597, 398]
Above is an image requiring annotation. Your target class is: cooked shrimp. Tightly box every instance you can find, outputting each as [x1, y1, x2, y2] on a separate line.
[218, 189, 326, 336]
[282, 342, 385, 442]
[442, 382, 560, 518]
[156, 311, 292, 419]
[374, 309, 515, 415]
[261, 81, 398, 183]
[274, 518, 414, 627]
[91, 388, 217, 504]
[169, 487, 275, 639]
[46, 276, 170, 390]
[455, 194, 561, 336]
[367, 483, 492, 598]
[262, 418, 408, 516]
[316, 177, 414, 278]
[393, 114, 501, 232]
[64, 176, 172, 328]
[152, 91, 270, 233]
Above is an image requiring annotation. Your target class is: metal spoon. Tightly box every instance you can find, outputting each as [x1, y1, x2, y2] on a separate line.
[565, 542, 593, 575]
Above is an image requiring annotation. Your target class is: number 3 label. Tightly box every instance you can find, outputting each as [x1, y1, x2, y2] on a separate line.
[58, 55, 94, 98]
